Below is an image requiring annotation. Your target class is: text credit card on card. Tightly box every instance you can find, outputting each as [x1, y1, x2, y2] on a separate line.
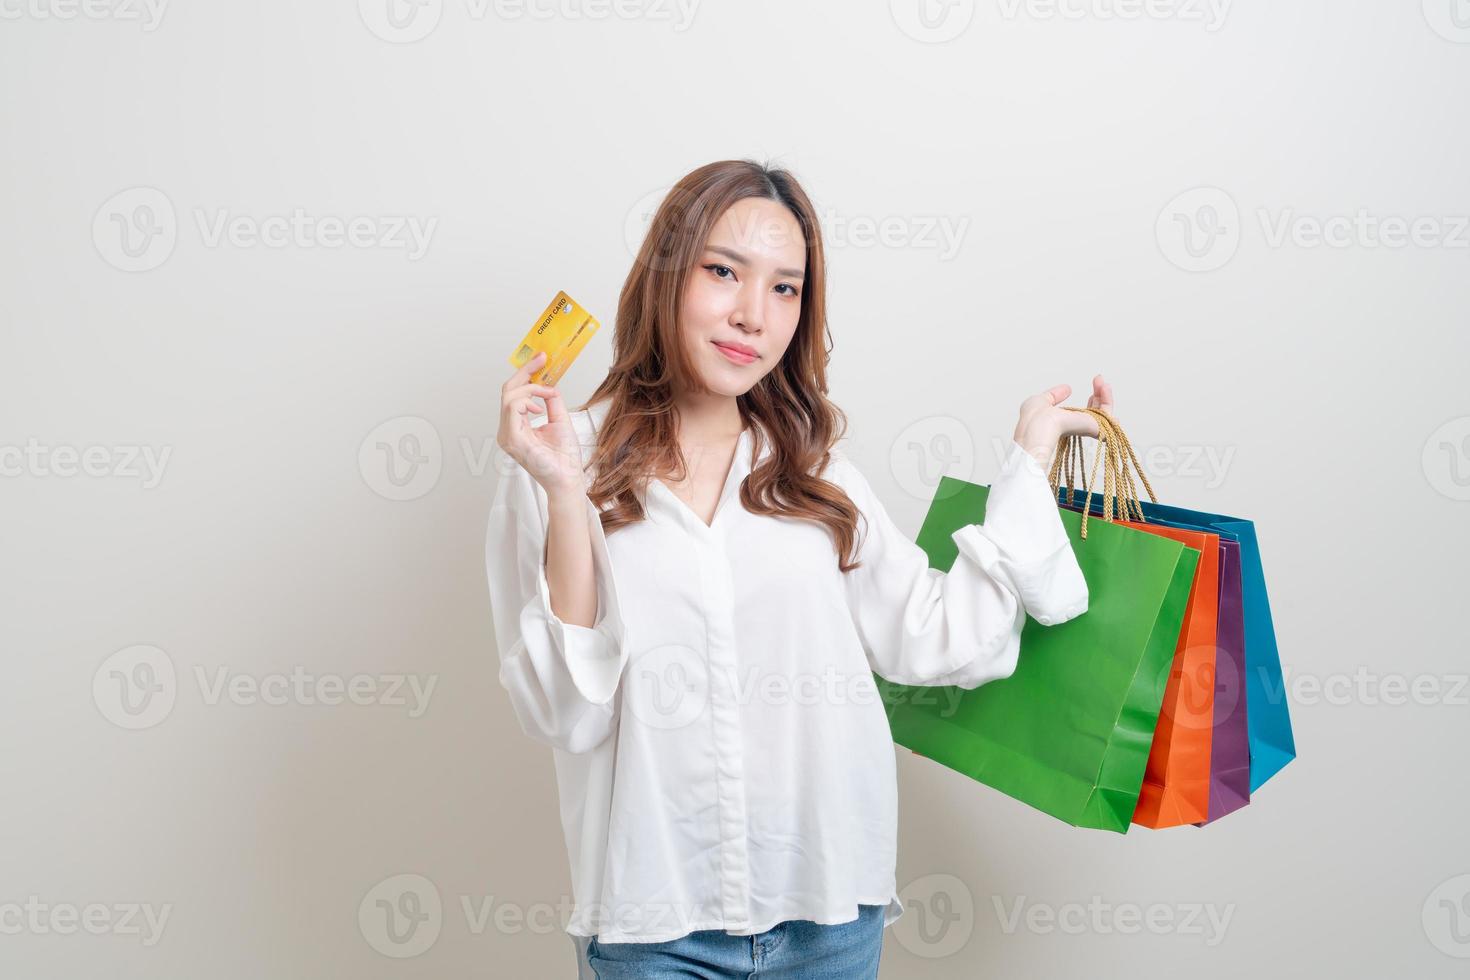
[508, 291, 601, 386]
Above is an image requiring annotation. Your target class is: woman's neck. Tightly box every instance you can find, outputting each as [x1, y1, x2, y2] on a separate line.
[671, 392, 745, 445]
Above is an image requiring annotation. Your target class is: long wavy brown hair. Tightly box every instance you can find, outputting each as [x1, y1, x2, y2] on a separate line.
[578, 159, 865, 572]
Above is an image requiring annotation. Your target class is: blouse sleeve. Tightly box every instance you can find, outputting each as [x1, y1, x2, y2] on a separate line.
[833, 439, 1089, 689]
[484, 460, 629, 754]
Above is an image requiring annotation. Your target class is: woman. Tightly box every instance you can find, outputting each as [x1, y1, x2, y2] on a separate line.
[486, 159, 1108, 978]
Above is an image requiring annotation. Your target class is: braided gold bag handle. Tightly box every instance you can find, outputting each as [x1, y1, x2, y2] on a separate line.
[1047, 407, 1158, 540]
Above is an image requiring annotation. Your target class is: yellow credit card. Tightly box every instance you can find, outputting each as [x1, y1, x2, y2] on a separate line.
[508, 290, 601, 386]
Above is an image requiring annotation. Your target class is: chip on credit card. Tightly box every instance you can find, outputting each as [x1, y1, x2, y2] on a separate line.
[508, 290, 601, 387]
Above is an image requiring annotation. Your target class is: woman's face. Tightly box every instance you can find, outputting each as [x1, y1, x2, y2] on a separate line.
[678, 196, 807, 397]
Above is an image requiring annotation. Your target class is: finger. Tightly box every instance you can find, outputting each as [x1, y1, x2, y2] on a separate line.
[500, 393, 529, 454]
[503, 350, 548, 392]
[541, 385, 568, 427]
[1043, 383, 1072, 406]
[508, 390, 552, 417]
[503, 383, 559, 435]
[504, 383, 563, 428]
[1066, 411, 1101, 438]
[499, 381, 554, 441]
[504, 381, 559, 404]
[499, 360, 548, 451]
[501, 393, 545, 459]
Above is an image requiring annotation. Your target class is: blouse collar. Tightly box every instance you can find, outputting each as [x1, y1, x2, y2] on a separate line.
[584, 400, 768, 535]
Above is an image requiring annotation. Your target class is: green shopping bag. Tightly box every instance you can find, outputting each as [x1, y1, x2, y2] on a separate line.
[876, 476, 1200, 833]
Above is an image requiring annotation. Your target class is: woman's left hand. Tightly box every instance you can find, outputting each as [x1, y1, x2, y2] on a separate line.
[1012, 374, 1114, 467]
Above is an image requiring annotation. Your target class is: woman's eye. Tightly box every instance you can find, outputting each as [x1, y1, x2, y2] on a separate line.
[703, 263, 797, 296]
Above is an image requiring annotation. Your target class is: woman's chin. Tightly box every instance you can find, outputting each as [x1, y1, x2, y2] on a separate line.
[691, 361, 760, 398]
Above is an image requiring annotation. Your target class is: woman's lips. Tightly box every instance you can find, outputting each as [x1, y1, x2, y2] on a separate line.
[712, 341, 757, 365]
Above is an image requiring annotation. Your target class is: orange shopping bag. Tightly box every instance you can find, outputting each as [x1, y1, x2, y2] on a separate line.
[1123, 521, 1220, 828]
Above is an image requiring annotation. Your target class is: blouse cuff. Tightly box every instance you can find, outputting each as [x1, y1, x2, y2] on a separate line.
[949, 439, 1088, 627]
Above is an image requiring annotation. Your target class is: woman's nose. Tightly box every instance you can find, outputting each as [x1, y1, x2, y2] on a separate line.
[733, 291, 763, 333]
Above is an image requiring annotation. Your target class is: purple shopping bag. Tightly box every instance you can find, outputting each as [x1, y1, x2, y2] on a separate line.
[1197, 539, 1250, 824]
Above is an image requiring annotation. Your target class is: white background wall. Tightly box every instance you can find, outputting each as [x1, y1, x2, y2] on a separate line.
[2, 1, 1467, 976]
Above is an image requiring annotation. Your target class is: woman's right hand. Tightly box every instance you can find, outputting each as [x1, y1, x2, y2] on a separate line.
[498, 351, 587, 499]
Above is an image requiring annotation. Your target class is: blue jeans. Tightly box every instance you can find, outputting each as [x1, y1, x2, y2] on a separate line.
[584, 904, 886, 979]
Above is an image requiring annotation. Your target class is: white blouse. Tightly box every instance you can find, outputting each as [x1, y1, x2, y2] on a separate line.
[484, 399, 1089, 944]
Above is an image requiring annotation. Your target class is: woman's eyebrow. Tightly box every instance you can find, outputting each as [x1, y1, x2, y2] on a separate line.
[707, 245, 805, 280]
